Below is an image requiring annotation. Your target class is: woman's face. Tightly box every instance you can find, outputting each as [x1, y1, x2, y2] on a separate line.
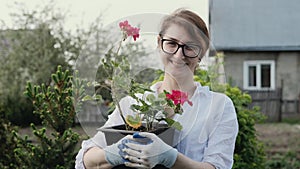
[158, 24, 200, 78]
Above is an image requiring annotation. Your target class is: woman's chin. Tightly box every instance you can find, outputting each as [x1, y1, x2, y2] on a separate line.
[165, 66, 193, 78]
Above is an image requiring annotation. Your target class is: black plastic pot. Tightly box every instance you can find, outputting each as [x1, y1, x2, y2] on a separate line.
[98, 123, 175, 146]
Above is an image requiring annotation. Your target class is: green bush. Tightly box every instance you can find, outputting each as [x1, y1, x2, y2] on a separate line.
[13, 66, 85, 169]
[266, 151, 300, 169]
[0, 3, 81, 126]
[0, 108, 20, 169]
[225, 86, 266, 169]
[194, 68, 267, 169]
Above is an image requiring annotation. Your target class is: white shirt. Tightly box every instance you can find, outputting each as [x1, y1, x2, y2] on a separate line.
[75, 82, 239, 169]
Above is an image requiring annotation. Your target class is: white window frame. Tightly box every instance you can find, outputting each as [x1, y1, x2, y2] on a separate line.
[243, 60, 275, 90]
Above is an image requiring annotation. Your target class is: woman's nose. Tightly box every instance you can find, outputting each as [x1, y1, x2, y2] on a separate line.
[173, 47, 185, 59]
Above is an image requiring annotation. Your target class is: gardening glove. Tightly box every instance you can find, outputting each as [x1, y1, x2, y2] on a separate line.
[122, 132, 178, 169]
[103, 135, 133, 166]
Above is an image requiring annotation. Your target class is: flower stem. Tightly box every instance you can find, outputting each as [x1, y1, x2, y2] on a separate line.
[111, 80, 128, 130]
[115, 39, 123, 55]
[112, 37, 129, 130]
[116, 101, 129, 130]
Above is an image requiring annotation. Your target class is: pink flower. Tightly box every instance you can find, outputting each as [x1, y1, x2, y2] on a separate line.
[119, 20, 130, 30]
[119, 20, 140, 41]
[166, 90, 193, 106]
[128, 27, 140, 41]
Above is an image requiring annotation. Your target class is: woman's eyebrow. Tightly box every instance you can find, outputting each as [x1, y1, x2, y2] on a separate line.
[163, 36, 180, 42]
[164, 36, 197, 45]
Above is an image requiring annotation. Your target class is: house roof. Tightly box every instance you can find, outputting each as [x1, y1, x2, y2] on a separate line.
[209, 0, 300, 51]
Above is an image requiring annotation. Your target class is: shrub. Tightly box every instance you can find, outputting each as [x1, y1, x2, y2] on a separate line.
[0, 108, 20, 169]
[13, 66, 85, 169]
[225, 86, 266, 169]
[266, 151, 300, 169]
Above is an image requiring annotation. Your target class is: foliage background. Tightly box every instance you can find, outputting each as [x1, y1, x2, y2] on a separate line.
[0, 2, 298, 169]
[0, 3, 76, 126]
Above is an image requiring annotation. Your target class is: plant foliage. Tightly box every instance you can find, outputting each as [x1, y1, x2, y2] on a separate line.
[0, 108, 20, 169]
[13, 66, 85, 169]
[0, 2, 81, 126]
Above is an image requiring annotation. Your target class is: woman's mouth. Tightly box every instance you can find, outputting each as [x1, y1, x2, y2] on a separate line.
[170, 60, 189, 67]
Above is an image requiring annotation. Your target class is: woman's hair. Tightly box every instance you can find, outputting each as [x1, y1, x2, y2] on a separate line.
[159, 8, 210, 58]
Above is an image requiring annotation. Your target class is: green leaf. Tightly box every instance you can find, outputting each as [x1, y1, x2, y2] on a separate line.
[165, 118, 183, 131]
[94, 94, 103, 101]
[81, 95, 93, 101]
[146, 94, 155, 103]
[125, 114, 142, 129]
[158, 92, 166, 99]
[52, 74, 59, 84]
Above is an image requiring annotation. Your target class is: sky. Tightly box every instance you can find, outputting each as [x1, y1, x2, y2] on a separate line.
[0, 0, 209, 30]
[0, 0, 212, 72]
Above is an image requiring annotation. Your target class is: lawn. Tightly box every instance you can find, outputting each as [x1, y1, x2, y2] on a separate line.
[254, 122, 300, 168]
[255, 123, 300, 160]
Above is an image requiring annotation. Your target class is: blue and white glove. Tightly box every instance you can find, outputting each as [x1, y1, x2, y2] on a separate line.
[103, 135, 132, 166]
[121, 132, 178, 169]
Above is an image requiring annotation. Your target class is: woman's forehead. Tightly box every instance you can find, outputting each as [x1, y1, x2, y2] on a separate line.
[163, 24, 203, 45]
[163, 24, 194, 43]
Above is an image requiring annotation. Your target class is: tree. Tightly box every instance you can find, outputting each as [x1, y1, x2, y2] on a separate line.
[0, 2, 82, 126]
[14, 66, 85, 168]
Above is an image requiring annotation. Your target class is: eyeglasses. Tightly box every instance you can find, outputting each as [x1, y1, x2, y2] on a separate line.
[161, 39, 202, 58]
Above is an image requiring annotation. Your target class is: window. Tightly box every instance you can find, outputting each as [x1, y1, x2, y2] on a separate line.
[243, 60, 275, 90]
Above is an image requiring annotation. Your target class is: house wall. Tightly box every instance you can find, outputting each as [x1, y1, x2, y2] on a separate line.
[223, 51, 300, 100]
[277, 52, 300, 100]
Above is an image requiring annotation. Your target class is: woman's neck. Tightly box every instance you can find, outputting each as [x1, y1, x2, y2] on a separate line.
[159, 73, 196, 98]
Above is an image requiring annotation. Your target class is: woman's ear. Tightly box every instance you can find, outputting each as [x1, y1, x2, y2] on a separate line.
[157, 36, 161, 46]
[198, 57, 201, 62]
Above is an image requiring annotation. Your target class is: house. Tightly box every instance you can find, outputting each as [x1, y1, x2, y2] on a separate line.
[209, 0, 300, 121]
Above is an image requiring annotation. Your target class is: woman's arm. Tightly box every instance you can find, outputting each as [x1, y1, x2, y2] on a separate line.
[76, 96, 137, 169]
[172, 153, 215, 169]
[83, 134, 136, 169]
[83, 147, 113, 169]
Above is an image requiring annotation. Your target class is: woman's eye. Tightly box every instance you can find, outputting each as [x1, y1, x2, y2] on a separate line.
[166, 41, 177, 46]
[185, 46, 194, 51]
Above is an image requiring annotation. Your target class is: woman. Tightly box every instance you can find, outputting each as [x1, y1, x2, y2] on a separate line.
[76, 8, 238, 169]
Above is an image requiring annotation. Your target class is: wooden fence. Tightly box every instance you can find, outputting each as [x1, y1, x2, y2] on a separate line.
[245, 89, 299, 122]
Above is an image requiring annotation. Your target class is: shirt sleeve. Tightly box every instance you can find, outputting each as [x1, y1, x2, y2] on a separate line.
[202, 94, 239, 169]
[75, 131, 108, 169]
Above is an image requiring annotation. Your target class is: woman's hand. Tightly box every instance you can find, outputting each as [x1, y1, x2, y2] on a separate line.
[103, 135, 133, 166]
[121, 132, 178, 168]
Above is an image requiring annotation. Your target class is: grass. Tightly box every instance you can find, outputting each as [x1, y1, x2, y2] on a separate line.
[255, 122, 300, 167]
[255, 123, 300, 153]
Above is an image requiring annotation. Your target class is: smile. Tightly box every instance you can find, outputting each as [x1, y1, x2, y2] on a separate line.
[170, 59, 189, 66]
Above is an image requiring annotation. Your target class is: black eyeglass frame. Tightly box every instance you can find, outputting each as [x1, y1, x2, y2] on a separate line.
[160, 38, 202, 58]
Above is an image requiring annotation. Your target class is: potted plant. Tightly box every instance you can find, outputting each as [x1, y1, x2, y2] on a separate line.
[82, 20, 193, 145]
